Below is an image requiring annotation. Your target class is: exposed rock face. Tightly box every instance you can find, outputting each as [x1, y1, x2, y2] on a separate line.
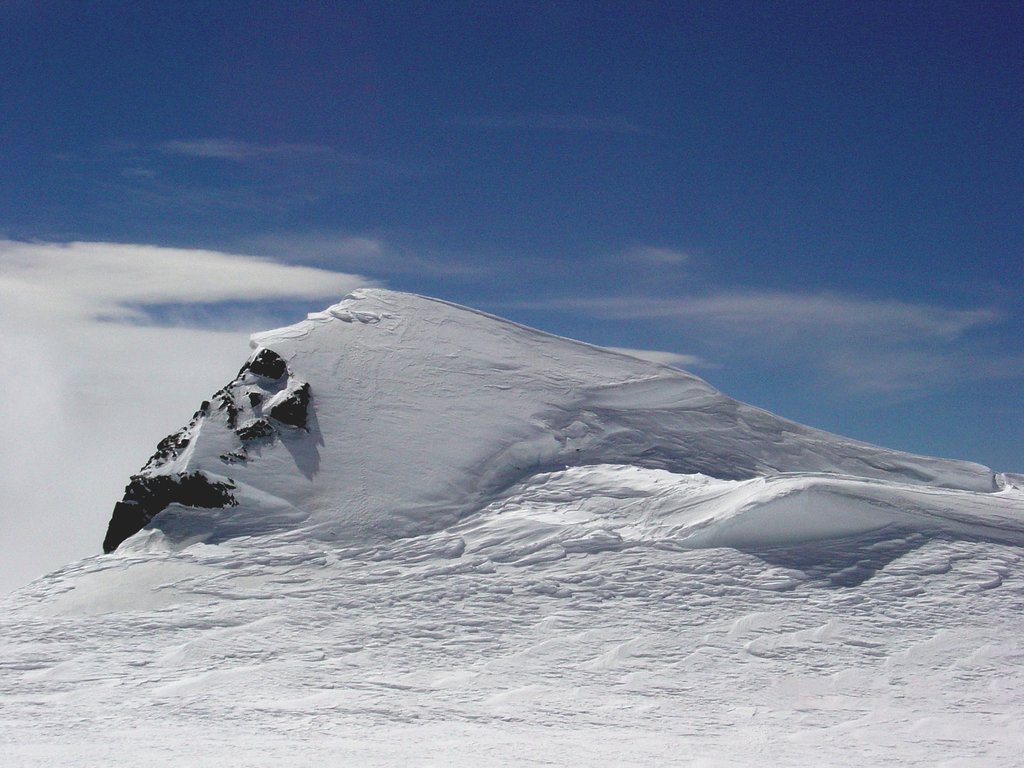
[236, 419, 275, 442]
[102, 346, 312, 552]
[141, 402, 209, 472]
[269, 383, 311, 429]
[102, 473, 236, 553]
[244, 348, 287, 380]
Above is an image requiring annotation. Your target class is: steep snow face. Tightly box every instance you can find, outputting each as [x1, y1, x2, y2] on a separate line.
[105, 288, 1004, 553]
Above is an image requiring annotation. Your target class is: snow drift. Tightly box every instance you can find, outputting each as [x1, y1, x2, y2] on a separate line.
[8, 288, 1024, 768]
[102, 288, 1019, 556]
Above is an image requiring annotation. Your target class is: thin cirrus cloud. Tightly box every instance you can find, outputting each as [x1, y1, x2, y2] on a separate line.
[604, 347, 708, 369]
[584, 292, 999, 341]
[159, 139, 337, 161]
[447, 113, 647, 134]
[623, 246, 690, 266]
[524, 290, 1007, 395]
[80, 139, 388, 215]
[240, 231, 492, 279]
[0, 239, 373, 594]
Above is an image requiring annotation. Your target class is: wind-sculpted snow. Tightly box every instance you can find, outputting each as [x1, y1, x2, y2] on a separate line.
[103, 288, 1003, 553]
[4, 501, 1024, 766]
[5, 289, 1024, 765]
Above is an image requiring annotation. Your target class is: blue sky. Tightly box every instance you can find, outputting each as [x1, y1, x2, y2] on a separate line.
[2, 0, 1022, 477]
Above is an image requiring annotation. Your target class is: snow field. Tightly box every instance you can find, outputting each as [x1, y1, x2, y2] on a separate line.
[4, 523, 1024, 766]
[3, 289, 1022, 766]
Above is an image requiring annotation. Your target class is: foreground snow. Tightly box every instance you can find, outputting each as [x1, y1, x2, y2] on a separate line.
[4, 519, 1024, 766]
[2, 290, 1022, 766]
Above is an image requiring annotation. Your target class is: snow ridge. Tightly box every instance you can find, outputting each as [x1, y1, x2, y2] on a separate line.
[103, 288, 1010, 554]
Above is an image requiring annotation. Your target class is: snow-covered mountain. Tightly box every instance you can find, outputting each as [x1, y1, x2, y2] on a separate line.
[4, 289, 1023, 767]
[103, 288, 1016, 556]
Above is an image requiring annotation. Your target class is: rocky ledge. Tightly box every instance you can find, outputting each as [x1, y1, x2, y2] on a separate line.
[102, 348, 312, 552]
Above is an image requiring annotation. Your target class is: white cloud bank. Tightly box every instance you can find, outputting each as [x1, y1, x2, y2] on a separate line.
[0, 240, 372, 594]
[0, 240, 372, 317]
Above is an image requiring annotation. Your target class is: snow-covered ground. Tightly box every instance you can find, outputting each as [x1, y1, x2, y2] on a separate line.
[2, 290, 1022, 766]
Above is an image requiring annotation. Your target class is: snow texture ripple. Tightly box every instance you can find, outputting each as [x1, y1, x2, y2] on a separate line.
[2, 289, 1022, 767]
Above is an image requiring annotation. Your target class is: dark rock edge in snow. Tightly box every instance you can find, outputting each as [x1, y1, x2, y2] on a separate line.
[102, 473, 237, 553]
[102, 348, 311, 553]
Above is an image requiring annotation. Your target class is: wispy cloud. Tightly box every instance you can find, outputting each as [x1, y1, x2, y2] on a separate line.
[448, 113, 647, 135]
[0, 239, 375, 593]
[60, 139, 398, 219]
[160, 139, 336, 161]
[518, 290, 1007, 395]
[567, 292, 998, 342]
[119, 166, 158, 179]
[240, 231, 491, 279]
[604, 346, 709, 369]
[622, 246, 690, 266]
[0, 239, 373, 322]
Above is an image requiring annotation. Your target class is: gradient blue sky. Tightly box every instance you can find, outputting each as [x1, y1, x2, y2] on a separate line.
[3, 1, 1022, 471]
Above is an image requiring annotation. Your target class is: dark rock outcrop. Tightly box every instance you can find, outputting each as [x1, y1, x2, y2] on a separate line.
[103, 345, 313, 552]
[244, 348, 287, 380]
[236, 419, 275, 442]
[269, 383, 311, 429]
[215, 388, 241, 429]
[102, 472, 237, 553]
[141, 402, 209, 472]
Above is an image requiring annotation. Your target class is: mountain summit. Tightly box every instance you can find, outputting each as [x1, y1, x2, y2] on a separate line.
[7, 289, 1024, 766]
[102, 288, 1020, 556]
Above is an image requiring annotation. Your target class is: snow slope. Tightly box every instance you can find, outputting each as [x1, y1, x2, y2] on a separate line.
[102, 288, 1006, 553]
[2, 288, 1023, 767]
